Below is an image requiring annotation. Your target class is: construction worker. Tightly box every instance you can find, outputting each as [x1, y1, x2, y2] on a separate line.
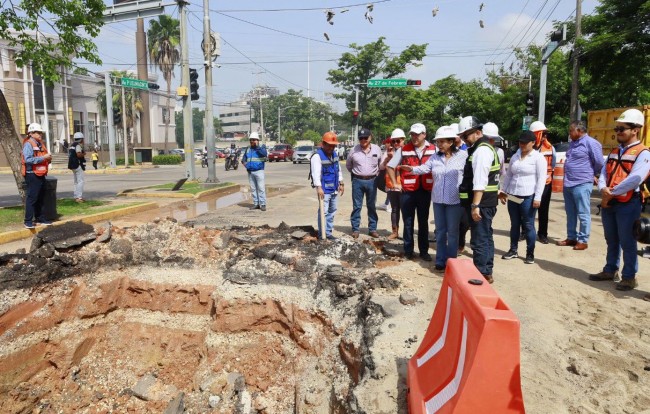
[386, 123, 437, 260]
[310, 132, 344, 240]
[483, 122, 506, 178]
[589, 109, 650, 291]
[21, 123, 52, 228]
[458, 116, 500, 283]
[380, 129, 406, 239]
[241, 132, 268, 211]
[529, 121, 556, 244]
[69, 132, 86, 202]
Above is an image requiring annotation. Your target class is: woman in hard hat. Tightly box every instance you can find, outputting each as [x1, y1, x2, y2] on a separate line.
[380, 129, 406, 239]
[21, 123, 53, 228]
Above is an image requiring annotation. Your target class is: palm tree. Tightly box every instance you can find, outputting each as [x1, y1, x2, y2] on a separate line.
[96, 70, 144, 150]
[147, 15, 180, 152]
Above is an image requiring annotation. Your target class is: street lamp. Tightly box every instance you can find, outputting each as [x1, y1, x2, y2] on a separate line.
[278, 105, 297, 143]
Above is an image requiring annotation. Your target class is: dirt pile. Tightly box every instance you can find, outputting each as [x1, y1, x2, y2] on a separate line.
[0, 219, 404, 413]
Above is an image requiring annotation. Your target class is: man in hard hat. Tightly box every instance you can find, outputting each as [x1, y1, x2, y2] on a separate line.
[386, 123, 437, 260]
[68, 131, 86, 202]
[346, 128, 382, 239]
[241, 132, 268, 211]
[381, 128, 406, 239]
[458, 116, 501, 283]
[310, 132, 345, 240]
[589, 109, 650, 292]
[557, 121, 603, 250]
[483, 122, 506, 178]
[529, 121, 556, 244]
[21, 123, 53, 228]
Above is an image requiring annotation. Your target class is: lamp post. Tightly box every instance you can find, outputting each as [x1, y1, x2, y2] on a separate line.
[278, 105, 297, 143]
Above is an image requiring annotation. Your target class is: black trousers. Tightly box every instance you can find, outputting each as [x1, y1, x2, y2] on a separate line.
[537, 183, 552, 237]
[400, 189, 431, 255]
[24, 173, 46, 223]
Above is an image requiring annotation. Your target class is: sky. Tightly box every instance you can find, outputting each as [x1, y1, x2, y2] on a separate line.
[78, 0, 600, 114]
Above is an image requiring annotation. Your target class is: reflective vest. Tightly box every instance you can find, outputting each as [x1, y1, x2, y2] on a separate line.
[243, 146, 266, 171]
[399, 142, 436, 192]
[459, 138, 501, 207]
[605, 142, 648, 203]
[534, 135, 554, 185]
[20, 137, 49, 177]
[317, 148, 340, 194]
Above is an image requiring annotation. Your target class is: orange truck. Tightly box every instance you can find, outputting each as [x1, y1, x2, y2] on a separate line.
[588, 105, 650, 156]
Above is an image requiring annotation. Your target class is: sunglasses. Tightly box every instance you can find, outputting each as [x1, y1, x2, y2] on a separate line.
[359, 136, 370, 140]
[613, 126, 633, 133]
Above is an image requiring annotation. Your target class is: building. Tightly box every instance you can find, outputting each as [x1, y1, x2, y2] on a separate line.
[216, 85, 279, 141]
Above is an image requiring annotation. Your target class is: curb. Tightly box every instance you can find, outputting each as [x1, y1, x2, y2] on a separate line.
[117, 183, 240, 199]
[0, 167, 146, 175]
[0, 202, 158, 245]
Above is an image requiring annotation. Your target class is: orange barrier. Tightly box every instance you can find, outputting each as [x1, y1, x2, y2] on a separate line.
[552, 160, 564, 193]
[407, 259, 525, 414]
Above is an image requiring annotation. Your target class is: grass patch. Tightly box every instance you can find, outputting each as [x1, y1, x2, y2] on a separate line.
[149, 181, 232, 195]
[0, 199, 145, 228]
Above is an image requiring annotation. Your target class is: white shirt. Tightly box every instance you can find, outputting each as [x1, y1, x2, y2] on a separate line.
[500, 149, 547, 200]
[310, 150, 343, 187]
[471, 145, 496, 191]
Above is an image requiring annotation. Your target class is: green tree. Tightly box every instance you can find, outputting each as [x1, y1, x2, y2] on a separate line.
[96, 71, 144, 148]
[302, 130, 321, 144]
[175, 108, 214, 149]
[0, 0, 105, 198]
[147, 15, 180, 151]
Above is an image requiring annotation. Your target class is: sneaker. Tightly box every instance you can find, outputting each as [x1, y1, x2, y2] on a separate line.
[434, 265, 445, 272]
[524, 253, 535, 264]
[39, 220, 53, 226]
[588, 271, 618, 281]
[502, 250, 518, 260]
[260, 205, 267, 211]
[419, 253, 433, 262]
[376, 204, 387, 211]
[249, 205, 260, 210]
[24, 222, 35, 229]
[615, 278, 638, 291]
[537, 235, 549, 244]
[404, 252, 414, 260]
[386, 205, 392, 213]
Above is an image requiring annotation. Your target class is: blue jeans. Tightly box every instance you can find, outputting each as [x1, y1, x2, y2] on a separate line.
[24, 172, 46, 224]
[248, 170, 266, 206]
[433, 203, 463, 268]
[350, 178, 378, 232]
[601, 197, 642, 280]
[400, 189, 431, 255]
[318, 192, 339, 237]
[507, 195, 537, 254]
[563, 183, 593, 243]
[466, 205, 496, 276]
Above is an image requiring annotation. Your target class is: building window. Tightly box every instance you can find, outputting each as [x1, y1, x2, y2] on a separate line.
[33, 75, 55, 110]
[162, 108, 170, 124]
[73, 112, 84, 133]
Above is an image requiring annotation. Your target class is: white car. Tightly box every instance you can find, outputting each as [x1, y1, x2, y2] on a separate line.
[292, 146, 315, 164]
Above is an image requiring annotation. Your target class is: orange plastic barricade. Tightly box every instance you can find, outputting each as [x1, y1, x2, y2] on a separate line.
[552, 160, 564, 193]
[407, 259, 525, 414]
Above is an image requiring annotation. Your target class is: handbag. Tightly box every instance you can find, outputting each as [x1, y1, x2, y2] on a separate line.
[375, 170, 387, 193]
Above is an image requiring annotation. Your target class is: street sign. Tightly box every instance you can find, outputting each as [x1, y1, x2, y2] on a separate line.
[120, 77, 149, 90]
[367, 78, 408, 88]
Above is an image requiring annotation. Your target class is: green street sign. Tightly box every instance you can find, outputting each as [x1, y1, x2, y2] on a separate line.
[367, 78, 407, 88]
[120, 77, 149, 90]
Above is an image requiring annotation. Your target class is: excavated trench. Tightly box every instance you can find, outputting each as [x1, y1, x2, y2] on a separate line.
[0, 219, 402, 413]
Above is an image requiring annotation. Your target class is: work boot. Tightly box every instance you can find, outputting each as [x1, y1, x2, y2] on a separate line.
[588, 271, 618, 281]
[616, 278, 638, 291]
[388, 226, 399, 240]
[368, 231, 380, 238]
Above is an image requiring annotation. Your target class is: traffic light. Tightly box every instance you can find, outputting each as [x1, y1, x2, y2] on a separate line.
[352, 110, 359, 123]
[189, 68, 199, 101]
[550, 26, 565, 42]
[525, 92, 535, 115]
[113, 107, 121, 125]
[407, 79, 422, 86]
[148, 82, 160, 90]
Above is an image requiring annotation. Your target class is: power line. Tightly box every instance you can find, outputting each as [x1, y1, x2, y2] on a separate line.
[211, 0, 392, 13]
[500, 0, 552, 68]
[484, 0, 532, 66]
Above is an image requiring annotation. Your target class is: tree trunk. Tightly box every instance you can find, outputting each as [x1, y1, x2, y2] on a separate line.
[164, 81, 171, 152]
[0, 89, 26, 202]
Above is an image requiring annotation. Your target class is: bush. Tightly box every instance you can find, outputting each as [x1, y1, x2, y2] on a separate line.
[153, 155, 182, 165]
[115, 157, 132, 166]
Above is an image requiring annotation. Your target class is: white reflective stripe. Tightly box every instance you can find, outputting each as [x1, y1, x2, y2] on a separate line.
[402, 151, 417, 156]
[540, 150, 553, 155]
[416, 287, 452, 367]
[425, 318, 468, 414]
[403, 178, 417, 185]
[424, 150, 436, 155]
[425, 178, 433, 183]
[620, 155, 638, 161]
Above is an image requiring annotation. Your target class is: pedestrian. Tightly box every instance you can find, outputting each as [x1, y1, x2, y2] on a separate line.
[21, 123, 53, 228]
[529, 121, 556, 244]
[452, 122, 470, 252]
[399, 125, 467, 270]
[380, 129, 406, 239]
[62, 139, 69, 154]
[68, 132, 86, 203]
[589, 109, 650, 291]
[483, 122, 506, 178]
[499, 130, 547, 264]
[557, 120, 604, 250]
[241, 132, 268, 211]
[458, 116, 501, 283]
[92, 150, 99, 170]
[377, 138, 392, 213]
[386, 123, 437, 260]
[310, 132, 345, 240]
[346, 128, 382, 238]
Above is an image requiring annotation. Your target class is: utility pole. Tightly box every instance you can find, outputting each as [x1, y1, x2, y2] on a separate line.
[121, 86, 129, 167]
[203, 0, 218, 183]
[104, 73, 116, 167]
[539, 25, 566, 123]
[135, 18, 151, 148]
[179, 0, 195, 179]
[277, 106, 281, 143]
[354, 86, 359, 145]
[570, 0, 582, 121]
[259, 92, 265, 142]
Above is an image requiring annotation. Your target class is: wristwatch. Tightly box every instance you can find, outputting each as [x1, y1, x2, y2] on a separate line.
[471, 203, 480, 209]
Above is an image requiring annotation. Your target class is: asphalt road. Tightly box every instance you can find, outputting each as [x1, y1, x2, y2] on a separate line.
[0, 160, 313, 207]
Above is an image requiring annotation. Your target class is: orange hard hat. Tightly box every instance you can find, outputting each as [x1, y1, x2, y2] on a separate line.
[322, 131, 339, 145]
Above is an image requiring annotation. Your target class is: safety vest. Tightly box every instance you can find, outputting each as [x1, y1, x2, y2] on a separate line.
[316, 148, 340, 194]
[534, 136, 554, 185]
[399, 142, 436, 192]
[459, 138, 501, 207]
[243, 146, 266, 171]
[605, 142, 648, 203]
[20, 137, 49, 177]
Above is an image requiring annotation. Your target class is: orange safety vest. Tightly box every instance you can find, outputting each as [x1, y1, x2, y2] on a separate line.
[534, 134, 554, 185]
[399, 142, 436, 192]
[20, 137, 49, 177]
[605, 142, 648, 203]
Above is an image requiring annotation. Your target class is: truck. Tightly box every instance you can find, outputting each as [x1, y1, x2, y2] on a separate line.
[588, 105, 650, 156]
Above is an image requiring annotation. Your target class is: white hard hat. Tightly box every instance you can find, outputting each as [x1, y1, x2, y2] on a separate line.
[409, 123, 426, 135]
[449, 123, 460, 135]
[458, 116, 483, 135]
[529, 121, 547, 132]
[27, 123, 43, 133]
[73, 132, 84, 141]
[616, 108, 644, 126]
[482, 122, 502, 139]
[390, 128, 406, 139]
[433, 126, 458, 140]
[249, 131, 260, 140]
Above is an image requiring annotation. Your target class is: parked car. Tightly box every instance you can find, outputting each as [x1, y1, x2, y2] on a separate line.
[169, 148, 184, 155]
[268, 144, 294, 162]
[292, 145, 315, 164]
[553, 141, 570, 164]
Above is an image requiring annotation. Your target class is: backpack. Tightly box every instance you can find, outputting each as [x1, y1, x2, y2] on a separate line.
[68, 146, 80, 170]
